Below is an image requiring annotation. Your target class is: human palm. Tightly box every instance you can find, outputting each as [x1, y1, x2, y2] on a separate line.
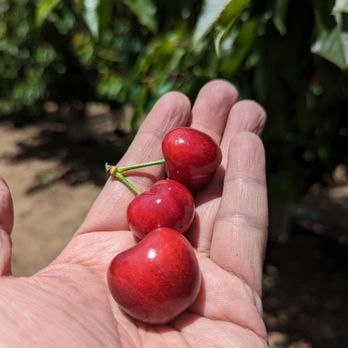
[0, 81, 268, 347]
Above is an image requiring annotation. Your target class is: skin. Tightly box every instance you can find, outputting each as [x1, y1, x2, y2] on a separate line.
[127, 179, 195, 238]
[0, 80, 268, 348]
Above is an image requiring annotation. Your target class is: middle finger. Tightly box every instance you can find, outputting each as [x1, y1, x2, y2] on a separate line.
[188, 100, 266, 253]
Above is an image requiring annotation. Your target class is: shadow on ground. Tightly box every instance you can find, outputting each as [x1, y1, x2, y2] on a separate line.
[264, 225, 348, 348]
[0, 107, 128, 192]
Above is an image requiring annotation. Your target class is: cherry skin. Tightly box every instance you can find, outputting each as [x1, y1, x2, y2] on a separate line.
[127, 179, 195, 239]
[162, 127, 222, 191]
[107, 227, 201, 325]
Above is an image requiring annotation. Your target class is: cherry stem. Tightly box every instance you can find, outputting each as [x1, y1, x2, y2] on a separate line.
[117, 159, 166, 173]
[105, 163, 141, 195]
[105, 159, 165, 195]
[115, 172, 141, 196]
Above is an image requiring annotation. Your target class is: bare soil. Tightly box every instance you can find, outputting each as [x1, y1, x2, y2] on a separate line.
[0, 122, 100, 275]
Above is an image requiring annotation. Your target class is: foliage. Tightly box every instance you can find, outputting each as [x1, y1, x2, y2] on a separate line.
[0, 0, 347, 200]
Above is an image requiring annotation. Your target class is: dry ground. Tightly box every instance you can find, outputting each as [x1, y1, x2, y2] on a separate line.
[0, 122, 100, 275]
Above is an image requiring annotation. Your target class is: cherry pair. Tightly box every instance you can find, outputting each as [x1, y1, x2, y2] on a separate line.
[107, 127, 222, 324]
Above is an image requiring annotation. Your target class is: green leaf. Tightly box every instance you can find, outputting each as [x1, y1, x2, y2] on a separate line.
[129, 85, 148, 139]
[312, 0, 336, 28]
[273, 0, 289, 35]
[35, 0, 61, 27]
[312, 15, 348, 70]
[221, 19, 258, 75]
[123, 0, 157, 33]
[98, 0, 113, 31]
[83, 0, 99, 38]
[193, 0, 249, 45]
[332, 0, 348, 14]
[97, 72, 125, 100]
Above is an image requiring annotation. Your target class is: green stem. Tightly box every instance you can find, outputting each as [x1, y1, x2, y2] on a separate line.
[117, 159, 166, 173]
[114, 172, 141, 196]
[104, 160, 164, 196]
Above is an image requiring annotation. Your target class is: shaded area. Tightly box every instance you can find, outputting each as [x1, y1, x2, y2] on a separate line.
[0, 109, 128, 276]
[264, 227, 348, 347]
[265, 178, 348, 348]
[0, 106, 128, 191]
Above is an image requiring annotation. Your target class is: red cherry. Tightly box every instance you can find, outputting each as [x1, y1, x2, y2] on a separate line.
[127, 179, 195, 239]
[107, 227, 201, 324]
[162, 127, 222, 191]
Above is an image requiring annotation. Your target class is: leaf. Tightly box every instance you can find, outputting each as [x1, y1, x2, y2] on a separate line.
[311, 25, 348, 70]
[312, 0, 336, 28]
[273, 0, 289, 35]
[332, 0, 348, 14]
[221, 19, 258, 75]
[193, 0, 249, 45]
[129, 85, 148, 139]
[35, 0, 61, 27]
[214, 21, 238, 56]
[83, 0, 99, 38]
[98, 0, 113, 31]
[123, 0, 157, 33]
[97, 72, 125, 100]
[311, 27, 348, 70]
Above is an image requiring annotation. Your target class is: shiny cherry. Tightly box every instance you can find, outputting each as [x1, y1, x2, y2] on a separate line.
[162, 127, 222, 191]
[107, 227, 201, 324]
[127, 179, 195, 239]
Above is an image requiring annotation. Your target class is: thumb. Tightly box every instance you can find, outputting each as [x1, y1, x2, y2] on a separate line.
[0, 178, 14, 275]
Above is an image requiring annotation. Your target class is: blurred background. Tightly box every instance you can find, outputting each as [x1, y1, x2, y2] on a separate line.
[0, 0, 347, 346]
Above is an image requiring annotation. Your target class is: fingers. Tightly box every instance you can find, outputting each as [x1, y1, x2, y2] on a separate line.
[77, 92, 191, 234]
[190, 79, 239, 144]
[189, 100, 266, 252]
[219, 100, 266, 168]
[0, 178, 14, 276]
[181, 80, 238, 251]
[210, 133, 268, 294]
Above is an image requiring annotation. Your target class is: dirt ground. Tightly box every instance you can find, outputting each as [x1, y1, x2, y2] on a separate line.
[0, 122, 100, 275]
[0, 113, 347, 347]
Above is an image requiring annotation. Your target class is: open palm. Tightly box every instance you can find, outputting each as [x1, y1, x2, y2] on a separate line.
[0, 80, 268, 347]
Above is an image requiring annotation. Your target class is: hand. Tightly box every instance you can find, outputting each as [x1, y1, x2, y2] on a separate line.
[0, 80, 268, 347]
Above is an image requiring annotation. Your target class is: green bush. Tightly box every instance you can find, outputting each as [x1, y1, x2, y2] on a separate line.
[1, 0, 347, 200]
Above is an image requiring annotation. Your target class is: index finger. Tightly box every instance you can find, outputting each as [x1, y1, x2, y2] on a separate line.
[77, 92, 191, 234]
